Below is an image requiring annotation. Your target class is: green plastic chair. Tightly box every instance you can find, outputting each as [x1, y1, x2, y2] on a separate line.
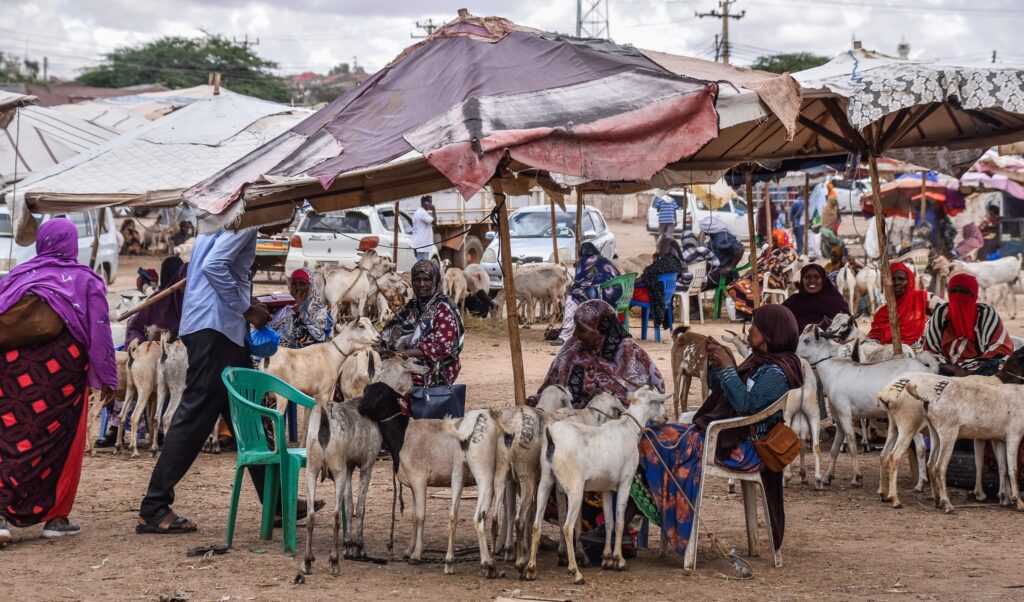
[599, 272, 637, 328]
[713, 261, 750, 319]
[222, 367, 320, 556]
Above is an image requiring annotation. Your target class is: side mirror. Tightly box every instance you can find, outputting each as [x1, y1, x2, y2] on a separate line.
[583, 230, 597, 240]
[485, 231, 497, 240]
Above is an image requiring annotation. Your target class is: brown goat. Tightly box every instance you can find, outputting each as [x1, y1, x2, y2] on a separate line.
[670, 326, 709, 418]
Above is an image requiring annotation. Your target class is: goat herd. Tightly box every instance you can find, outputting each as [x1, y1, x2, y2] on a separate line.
[94, 249, 1024, 586]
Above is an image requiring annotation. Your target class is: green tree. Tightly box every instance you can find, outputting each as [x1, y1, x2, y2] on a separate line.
[750, 52, 829, 74]
[77, 34, 289, 102]
[329, 62, 350, 76]
[0, 51, 41, 82]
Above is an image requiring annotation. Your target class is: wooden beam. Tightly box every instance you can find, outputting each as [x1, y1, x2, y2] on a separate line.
[549, 198, 559, 265]
[868, 155, 904, 356]
[746, 172, 762, 308]
[878, 108, 911, 149]
[822, 99, 868, 154]
[803, 172, 810, 255]
[575, 187, 584, 259]
[392, 201, 400, 263]
[494, 181, 527, 406]
[796, 114, 857, 153]
[883, 103, 943, 151]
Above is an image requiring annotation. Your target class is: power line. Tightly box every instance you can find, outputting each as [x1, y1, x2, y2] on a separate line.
[749, 0, 1024, 16]
[411, 19, 441, 39]
[695, 0, 746, 64]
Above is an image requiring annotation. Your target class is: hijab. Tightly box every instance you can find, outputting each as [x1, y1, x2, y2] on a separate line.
[782, 264, 850, 331]
[947, 272, 979, 341]
[126, 262, 188, 345]
[382, 259, 464, 353]
[0, 218, 117, 389]
[656, 235, 684, 263]
[571, 242, 619, 303]
[955, 224, 984, 257]
[158, 256, 184, 291]
[694, 305, 803, 449]
[867, 262, 928, 345]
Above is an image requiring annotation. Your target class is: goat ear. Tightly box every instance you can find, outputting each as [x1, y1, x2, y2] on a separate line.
[813, 325, 820, 341]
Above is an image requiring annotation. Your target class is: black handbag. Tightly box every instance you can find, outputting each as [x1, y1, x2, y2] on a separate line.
[408, 367, 466, 419]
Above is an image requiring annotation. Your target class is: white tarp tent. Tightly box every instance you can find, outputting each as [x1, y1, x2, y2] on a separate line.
[52, 84, 223, 133]
[2, 89, 310, 243]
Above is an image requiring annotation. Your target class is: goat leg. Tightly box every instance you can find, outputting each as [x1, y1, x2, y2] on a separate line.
[612, 479, 630, 571]
[562, 486, 585, 585]
[524, 465, 555, 581]
[445, 472, 464, 575]
[302, 462, 319, 575]
[342, 466, 356, 558]
[330, 482, 343, 575]
[600, 491, 615, 570]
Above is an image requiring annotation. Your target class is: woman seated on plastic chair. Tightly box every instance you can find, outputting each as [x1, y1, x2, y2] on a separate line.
[633, 305, 802, 560]
[553, 242, 621, 345]
[534, 300, 664, 409]
[634, 236, 684, 330]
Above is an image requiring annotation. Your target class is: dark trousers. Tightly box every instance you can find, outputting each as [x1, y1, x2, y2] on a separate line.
[139, 329, 271, 521]
[658, 222, 675, 238]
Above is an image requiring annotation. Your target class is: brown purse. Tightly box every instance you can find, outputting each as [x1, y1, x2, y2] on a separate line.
[0, 295, 65, 351]
[751, 422, 800, 472]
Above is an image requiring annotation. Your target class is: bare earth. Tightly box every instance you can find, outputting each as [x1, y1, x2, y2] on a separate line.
[4, 218, 1024, 601]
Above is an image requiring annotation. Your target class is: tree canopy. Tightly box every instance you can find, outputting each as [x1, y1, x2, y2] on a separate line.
[750, 52, 830, 74]
[77, 34, 289, 102]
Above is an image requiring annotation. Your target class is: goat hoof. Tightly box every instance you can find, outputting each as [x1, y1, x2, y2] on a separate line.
[444, 562, 455, 575]
[483, 563, 499, 579]
[557, 555, 568, 567]
[302, 557, 314, 574]
[913, 485, 925, 493]
[601, 557, 614, 570]
[522, 566, 537, 581]
[815, 479, 823, 491]
[850, 477, 863, 488]
[943, 505, 957, 515]
[293, 572, 306, 585]
[573, 574, 586, 585]
[891, 501, 902, 509]
[615, 561, 627, 572]
[406, 557, 421, 565]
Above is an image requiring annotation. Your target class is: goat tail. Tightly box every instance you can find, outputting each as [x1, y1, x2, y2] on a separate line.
[442, 416, 469, 443]
[672, 325, 690, 339]
[544, 427, 555, 463]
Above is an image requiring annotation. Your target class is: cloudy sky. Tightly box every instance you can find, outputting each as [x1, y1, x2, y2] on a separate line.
[1, 0, 1022, 79]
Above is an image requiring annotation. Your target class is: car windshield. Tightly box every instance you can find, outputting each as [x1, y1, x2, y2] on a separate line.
[0, 213, 11, 237]
[300, 211, 370, 234]
[508, 211, 576, 238]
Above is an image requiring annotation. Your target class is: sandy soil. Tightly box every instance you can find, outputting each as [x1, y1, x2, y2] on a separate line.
[5, 218, 1024, 601]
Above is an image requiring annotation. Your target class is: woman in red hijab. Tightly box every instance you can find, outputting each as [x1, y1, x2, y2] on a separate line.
[923, 273, 1013, 376]
[867, 262, 929, 346]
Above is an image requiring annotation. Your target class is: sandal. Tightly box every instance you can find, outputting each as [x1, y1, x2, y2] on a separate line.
[136, 511, 197, 535]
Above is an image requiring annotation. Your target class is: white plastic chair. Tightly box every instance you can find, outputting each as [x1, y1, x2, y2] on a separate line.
[760, 271, 788, 305]
[683, 394, 787, 571]
[675, 259, 707, 326]
[895, 249, 930, 289]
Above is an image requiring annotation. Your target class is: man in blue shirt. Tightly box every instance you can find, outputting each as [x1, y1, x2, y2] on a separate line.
[789, 196, 805, 256]
[137, 224, 280, 534]
[653, 189, 680, 239]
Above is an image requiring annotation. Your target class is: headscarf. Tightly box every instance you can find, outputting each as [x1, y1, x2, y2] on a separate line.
[772, 229, 792, 250]
[640, 238, 684, 327]
[125, 262, 189, 346]
[271, 267, 332, 348]
[0, 218, 117, 389]
[656, 235, 684, 263]
[699, 215, 732, 235]
[290, 268, 311, 283]
[947, 272, 979, 341]
[382, 260, 464, 354]
[694, 305, 803, 448]
[570, 242, 620, 303]
[538, 300, 664, 408]
[867, 262, 928, 345]
[782, 264, 850, 331]
[158, 256, 184, 291]
[955, 224, 984, 257]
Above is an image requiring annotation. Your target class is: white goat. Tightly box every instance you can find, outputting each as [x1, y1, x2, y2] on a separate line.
[318, 250, 387, 320]
[525, 387, 669, 585]
[117, 339, 162, 458]
[156, 334, 188, 441]
[464, 264, 490, 296]
[797, 327, 936, 487]
[301, 356, 426, 575]
[443, 267, 469, 311]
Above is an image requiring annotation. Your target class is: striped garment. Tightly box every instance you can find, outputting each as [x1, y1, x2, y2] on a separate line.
[679, 245, 720, 289]
[923, 302, 1012, 373]
[654, 196, 680, 224]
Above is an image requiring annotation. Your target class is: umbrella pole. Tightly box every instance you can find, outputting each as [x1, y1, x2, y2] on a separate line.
[746, 172, 762, 308]
[764, 182, 773, 253]
[919, 171, 927, 226]
[803, 173, 810, 255]
[89, 207, 105, 270]
[869, 155, 904, 355]
[549, 198, 559, 264]
[575, 187, 585, 259]
[392, 201, 400, 264]
[494, 182, 527, 406]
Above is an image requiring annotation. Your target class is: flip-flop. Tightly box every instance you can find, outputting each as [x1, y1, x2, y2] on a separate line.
[136, 515, 197, 535]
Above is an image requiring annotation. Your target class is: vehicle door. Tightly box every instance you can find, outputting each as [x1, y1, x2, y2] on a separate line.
[586, 210, 616, 259]
[376, 206, 420, 271]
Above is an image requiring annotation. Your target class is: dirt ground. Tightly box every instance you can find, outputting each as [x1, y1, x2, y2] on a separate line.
[4, 217, 1024, 601]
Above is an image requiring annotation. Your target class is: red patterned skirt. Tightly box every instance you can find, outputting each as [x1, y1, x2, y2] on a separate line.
[0, 330, 90, 527]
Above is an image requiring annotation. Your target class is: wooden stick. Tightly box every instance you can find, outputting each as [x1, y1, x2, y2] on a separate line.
[868, 155, 904, 355]
[549, 198, 559, 265]
[919, 171, 927, 225]
[89, 207, 105, 270]
[764, 182, 773, 254]
[494, 181, 527, 406]
[575, 187, 585, 259]
[392, 201, 400, 264]
[115, 278, 187, 322]
[745, 172, 762, 308]
[803, 173, 811, 255]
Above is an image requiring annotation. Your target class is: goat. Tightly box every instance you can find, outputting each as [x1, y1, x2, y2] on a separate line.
[318, 250, 388, 320]
[525, 387, 669, 585]
[358, 385, 504, 577]
[155, 333, 188, 444]
[302, 356, 426, 576]
[493, 388, 626, 574]
[951, 255, 1022, 290]
[263, 317, 379, 438]
[117, 339, 162, 458]
[443, 267, 470, 312]
[464, 264, 490, 297]
[337, 348, 381, 401]
[985, 282, 1018, 319]
[86, 351, 128, 456]
[670, 326, 709, 418]
[903, 376, 1024, 514]
[797, 326, 937, 487]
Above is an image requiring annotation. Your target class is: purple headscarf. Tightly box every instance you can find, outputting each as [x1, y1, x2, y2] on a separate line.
[0, 218, 117, 389]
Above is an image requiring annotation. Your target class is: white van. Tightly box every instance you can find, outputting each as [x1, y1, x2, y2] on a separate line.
[0, 205, 119, 284]
[646, 190, 752, 241]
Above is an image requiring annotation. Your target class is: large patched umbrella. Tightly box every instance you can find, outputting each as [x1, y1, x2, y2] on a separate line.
[184, 12, 803, 405]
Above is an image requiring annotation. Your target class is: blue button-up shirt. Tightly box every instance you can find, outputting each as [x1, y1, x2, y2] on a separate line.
[179, 229, 257, 347]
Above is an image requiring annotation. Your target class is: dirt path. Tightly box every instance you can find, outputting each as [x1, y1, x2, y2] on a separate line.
[8, 217, 1022, 601]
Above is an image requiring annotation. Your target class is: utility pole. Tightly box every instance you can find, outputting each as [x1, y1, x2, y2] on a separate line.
[412, 18, 441, 38]
[992, 50, 998, 63]
[576, 0, 610, 39]
[42, 56, 47, 81]
[696, 0, 745, 64]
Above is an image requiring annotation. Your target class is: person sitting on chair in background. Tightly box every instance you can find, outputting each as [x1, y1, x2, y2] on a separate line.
[700, 216, 745, 284]
[924, 273, 1012, 376]
[136, 221, 293, 535]
[652, 189, 680, 239]
[411, 195, 436, 262]
[553, 241, 620, 345]
[636, 236, 684, 330]
[866, 262, 935, 348]
[979, 204, 1001, 259]
[782, 264, 850, 332]
[269, 269, 333, 350]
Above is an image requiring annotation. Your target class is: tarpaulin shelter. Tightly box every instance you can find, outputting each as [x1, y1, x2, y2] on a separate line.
[2, 89, 310, 244]
[861, 171, 965, 217]
[53, 84, 225, 133]
[1, 100, 121, 185]
[184, 12, 803, 405]
[0, 90, 38, 127]
[960, 172, 1024, 201]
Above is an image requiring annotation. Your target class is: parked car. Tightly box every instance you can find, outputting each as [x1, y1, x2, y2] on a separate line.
[0, 205, 119, 284]
[480, 205, 615, 290]
[831, 177, 869, 214]
[646, 190, 751, 241]
[284, 205, 437, 274]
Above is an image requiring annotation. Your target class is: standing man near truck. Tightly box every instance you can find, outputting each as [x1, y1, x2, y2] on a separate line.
[412, 195, 436, 261]
[652, 189, 680, 239]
